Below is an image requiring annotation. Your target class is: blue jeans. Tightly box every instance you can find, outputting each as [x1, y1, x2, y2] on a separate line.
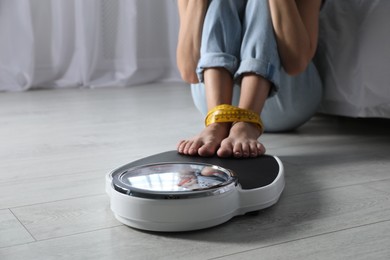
[191, 0, 323, 132]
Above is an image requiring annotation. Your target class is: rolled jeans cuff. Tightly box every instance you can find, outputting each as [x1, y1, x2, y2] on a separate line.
[235, 58, 281, 96]
[196, 52, 239, 82]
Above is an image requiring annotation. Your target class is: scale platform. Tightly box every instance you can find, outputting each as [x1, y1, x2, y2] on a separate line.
[106, 150, 284, 232]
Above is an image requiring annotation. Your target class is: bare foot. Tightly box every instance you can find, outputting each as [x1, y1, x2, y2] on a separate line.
[177, 123, 231, 157]
[217, 122, 266, 158]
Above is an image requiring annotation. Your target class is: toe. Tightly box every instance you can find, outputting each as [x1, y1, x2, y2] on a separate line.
[177, 140, 187, 154]
[249, 142, 259, 157]
[233, 143, 243, 158]
[198, 142, 218, 157]
[241, 143, 250, 158]
[189, 140, 203, 155]
[257, 142, 266, 155]
[182, 140, 194, 155]
[217, 139, 233, 158]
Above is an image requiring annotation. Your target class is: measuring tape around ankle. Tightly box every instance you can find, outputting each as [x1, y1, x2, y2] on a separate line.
[205, 104, 264, 133]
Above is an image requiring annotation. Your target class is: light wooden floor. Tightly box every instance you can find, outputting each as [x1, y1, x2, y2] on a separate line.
[1, 82, 389, 260]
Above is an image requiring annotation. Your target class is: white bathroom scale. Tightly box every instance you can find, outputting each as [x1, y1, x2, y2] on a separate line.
[106, 150, 285, 232]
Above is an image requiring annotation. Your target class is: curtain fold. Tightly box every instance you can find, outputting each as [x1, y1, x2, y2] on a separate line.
[0, 0, 180, 91]
[315, 0, 390, 118]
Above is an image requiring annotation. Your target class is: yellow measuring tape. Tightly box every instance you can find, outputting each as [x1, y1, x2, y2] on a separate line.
[205, 104, 264, 133]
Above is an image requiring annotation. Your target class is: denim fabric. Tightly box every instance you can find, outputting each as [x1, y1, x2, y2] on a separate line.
[191, 0, 323, 132]
[197, 0, 281, 92]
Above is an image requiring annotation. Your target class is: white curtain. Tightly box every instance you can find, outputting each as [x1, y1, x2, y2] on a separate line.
[315, 0, 390, 118]
[0, 0, 180, 91]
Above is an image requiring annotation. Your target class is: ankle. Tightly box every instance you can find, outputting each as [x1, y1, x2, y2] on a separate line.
[231, 121, 262, 136]
[207, 122, 231, 131]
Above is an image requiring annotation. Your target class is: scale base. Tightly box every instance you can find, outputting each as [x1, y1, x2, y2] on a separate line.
[106, 151, 285, 232]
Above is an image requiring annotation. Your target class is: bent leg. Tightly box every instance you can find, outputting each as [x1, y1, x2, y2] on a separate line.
[218, 0, 278, 157]
[178, 68, 233, 156]
[217, 74, 270, 157]
[235, 0, 322, 132]
[178, 0, 245, 157]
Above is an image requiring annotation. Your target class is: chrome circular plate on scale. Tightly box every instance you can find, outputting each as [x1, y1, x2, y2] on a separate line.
[106, 151, 285, 232]
[112, 162, 238, 199]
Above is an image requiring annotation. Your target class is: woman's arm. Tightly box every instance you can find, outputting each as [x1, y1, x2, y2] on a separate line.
[176, 0, 208, 83]
[268, 0, 322, 75]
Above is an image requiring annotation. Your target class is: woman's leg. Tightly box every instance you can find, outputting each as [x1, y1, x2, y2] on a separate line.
[218, 0, 279, 157]
[178, 68, 233, 156]
[218, 74, 270, 157]
[178, 0, 245, 157]
[220, 0, 322, 157]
